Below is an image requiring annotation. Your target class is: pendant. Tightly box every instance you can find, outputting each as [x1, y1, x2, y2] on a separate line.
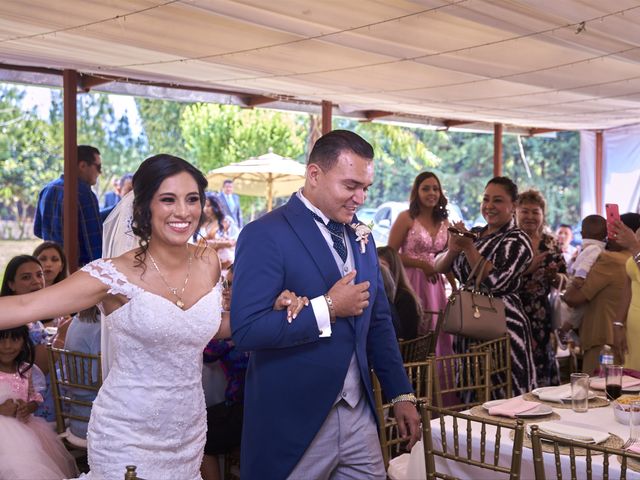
[176, 299, 185, 309]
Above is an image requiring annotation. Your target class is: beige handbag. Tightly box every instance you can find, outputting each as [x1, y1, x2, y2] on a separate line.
[443, 256, 507, 341]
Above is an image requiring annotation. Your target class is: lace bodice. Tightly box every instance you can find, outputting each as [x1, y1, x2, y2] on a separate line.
[400, 219, 448, 263]
[78, 259, 222, 480]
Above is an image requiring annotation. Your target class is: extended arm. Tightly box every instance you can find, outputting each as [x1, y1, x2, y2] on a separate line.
[0, 270, 108, 330]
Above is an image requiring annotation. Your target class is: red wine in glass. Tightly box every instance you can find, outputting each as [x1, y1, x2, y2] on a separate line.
[606, 384, 622, 400]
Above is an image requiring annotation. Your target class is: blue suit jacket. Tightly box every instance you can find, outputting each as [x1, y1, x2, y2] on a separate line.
[231, 194, 411, 479]
[218, 192, 243, 227]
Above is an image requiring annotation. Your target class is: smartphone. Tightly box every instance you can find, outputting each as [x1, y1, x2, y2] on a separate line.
[605, 203, 620, 237]
[447, 226, 477, 240]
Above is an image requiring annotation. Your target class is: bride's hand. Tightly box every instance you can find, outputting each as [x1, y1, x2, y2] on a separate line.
[274, 290, 309, 323]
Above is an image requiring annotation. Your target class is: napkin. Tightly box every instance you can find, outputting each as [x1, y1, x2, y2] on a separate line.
[590, 375, 640, 390]
[536, 421, 609, 444]
[488, 397, 540, 418]
[627, 443, 640, 454]
[534, 384, 573, 403]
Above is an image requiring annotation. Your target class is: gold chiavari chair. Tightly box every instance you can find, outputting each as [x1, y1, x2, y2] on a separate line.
[469, 334, 512, 399]
[430, 351, 491, 412]
[424, 309, 444, 354]
[398, 332, 435, 363]
[421, 404, 526, 480]
[47, 345, 102, 450]
[530, 425, 640, 480]
[124, 465, 146, 480]
[372, 359, 433, 469]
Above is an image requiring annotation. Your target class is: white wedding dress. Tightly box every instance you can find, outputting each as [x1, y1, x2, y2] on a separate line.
[80, 259, 222, 479]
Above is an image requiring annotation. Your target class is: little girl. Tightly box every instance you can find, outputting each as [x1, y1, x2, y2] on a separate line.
[0, 326, 78, 479]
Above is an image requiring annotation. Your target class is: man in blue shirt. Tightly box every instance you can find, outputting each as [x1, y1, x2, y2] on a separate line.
[34, 145, 103, 266]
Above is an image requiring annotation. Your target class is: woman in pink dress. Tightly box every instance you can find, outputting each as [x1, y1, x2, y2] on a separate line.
[388, 172, 453, 356]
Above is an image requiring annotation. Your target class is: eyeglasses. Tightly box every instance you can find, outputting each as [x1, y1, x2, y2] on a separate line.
[93, 163, 102, 173]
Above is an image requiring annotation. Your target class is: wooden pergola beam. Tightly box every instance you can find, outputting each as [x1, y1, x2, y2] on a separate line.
[361, 110, 393, 121]
[493, 123, 503, 177]
[595, 130, 604, 215]
[63, 70, 79, 273]
[78, 74, 112, 93]
[528, 128, 562, 136]
[322, 100, 332, 135]
[243, 95, 277, 108]
[443, 119, 473, 129]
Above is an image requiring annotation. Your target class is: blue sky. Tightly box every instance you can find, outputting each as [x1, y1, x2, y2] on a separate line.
[20, 84, 143, 135]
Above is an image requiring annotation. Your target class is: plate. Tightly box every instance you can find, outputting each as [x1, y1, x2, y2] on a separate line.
[483, 399, 554, 417]
[531, 386, 596, 401]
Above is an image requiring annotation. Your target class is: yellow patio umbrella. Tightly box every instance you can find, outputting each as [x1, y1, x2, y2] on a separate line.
[206, 148, 306, 211]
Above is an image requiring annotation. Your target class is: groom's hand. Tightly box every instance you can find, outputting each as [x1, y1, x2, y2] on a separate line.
[328, 271, 370, 317]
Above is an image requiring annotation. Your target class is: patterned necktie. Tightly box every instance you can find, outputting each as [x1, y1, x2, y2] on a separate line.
[309, 211, 348, 263]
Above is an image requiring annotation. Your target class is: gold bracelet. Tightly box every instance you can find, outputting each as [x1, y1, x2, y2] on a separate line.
[324, 294, 336, 324]
[391, 393, 417, 406]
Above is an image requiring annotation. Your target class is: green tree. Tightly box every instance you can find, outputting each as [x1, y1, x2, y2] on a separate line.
[180, 103, 307, 172]
[136, 97, 188, 158]
[0, 86, 60, 238]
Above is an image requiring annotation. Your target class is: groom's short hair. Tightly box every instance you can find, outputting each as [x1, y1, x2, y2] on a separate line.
[308, 130, 374, 170]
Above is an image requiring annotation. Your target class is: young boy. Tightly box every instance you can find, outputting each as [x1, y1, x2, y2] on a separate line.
[558, 215, 607, 336]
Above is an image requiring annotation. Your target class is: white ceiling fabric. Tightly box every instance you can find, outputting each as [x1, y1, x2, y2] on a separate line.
[2, 0, 640, 131]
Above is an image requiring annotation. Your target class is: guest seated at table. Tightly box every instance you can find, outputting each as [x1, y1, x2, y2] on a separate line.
[435, 176, 536, 396]
[201, 266, 249, 480]
[62, 306, 101, 441]
[516, 189, 565, 387]
[0, 255, 58, 422]
[378, 246, 421, 341]
[0, 325, 78, 478]
[564, 212, 640, 374]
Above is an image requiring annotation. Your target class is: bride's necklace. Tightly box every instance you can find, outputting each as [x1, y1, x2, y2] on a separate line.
[147, 250, 192, 309]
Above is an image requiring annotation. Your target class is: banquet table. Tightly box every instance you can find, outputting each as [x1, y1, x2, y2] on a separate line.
[387, 395, 640, 480]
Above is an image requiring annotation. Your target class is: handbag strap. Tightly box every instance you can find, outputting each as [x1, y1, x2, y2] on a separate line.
[462, 229, 511, 292]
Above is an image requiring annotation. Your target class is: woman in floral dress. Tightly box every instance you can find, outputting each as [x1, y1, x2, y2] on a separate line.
[516, 189, 566, 387]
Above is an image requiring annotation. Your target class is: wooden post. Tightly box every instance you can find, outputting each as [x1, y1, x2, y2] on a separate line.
[63, 70, 79, 273]
[595, 130, 604, 215]
[321, 101, 332, 135]
[493, 123, 503, 177]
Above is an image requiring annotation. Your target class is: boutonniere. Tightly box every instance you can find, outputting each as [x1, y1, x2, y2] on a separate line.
[350, 222, 373, 254]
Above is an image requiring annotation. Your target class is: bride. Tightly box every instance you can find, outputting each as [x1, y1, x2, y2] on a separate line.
[0, 154, 307, 479]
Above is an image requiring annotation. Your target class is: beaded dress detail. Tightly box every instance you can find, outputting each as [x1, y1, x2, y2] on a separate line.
[79, 259, 222, 480]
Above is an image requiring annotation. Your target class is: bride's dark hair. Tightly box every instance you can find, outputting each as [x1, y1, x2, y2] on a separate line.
[131, 154, 208, 270]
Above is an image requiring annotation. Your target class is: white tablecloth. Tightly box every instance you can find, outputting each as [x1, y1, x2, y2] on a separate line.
[388, 400, 640, 480]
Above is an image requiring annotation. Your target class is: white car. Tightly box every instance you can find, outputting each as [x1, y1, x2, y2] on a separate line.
[371, 201, 466, 246]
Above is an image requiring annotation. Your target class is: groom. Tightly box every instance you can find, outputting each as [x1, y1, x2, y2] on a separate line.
[231, 130, 420, 479]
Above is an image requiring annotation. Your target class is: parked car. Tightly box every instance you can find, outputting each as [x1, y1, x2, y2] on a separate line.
[371, 202, 408, 246]
[371, 201, 466, 246]
[356, 207, 376, 225]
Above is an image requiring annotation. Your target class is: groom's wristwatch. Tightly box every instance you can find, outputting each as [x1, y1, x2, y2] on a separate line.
[324, 294, 337, 323]
[391, 393, 417, 406]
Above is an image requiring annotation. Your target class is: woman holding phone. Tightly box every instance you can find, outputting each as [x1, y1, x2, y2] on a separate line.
[435, 176, 536, 396]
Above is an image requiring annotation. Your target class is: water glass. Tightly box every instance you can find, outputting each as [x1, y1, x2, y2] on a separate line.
[570, 372, 589, 412]
[606, 364, 624, 401]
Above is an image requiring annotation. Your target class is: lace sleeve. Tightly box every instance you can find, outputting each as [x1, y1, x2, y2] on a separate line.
[81, 259, 142, 299]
